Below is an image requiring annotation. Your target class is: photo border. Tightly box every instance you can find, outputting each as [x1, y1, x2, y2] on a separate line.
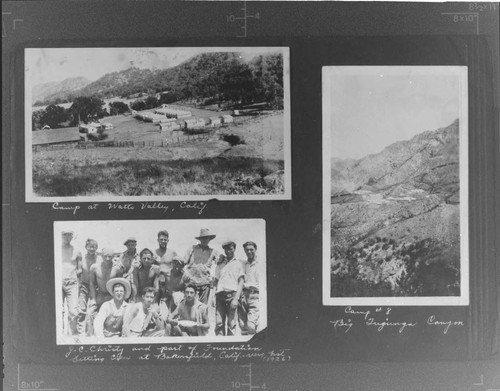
[54, 218, 267, 345]
[25, 46, 291, 203]
[322, 65, 469, 306]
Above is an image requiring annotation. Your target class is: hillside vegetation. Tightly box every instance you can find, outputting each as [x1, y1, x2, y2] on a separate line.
[34, 52, 284, 109]
[330, 119, 462, 297]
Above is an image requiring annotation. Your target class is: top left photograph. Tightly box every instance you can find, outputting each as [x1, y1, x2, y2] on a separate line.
[24, 47, 291, 202]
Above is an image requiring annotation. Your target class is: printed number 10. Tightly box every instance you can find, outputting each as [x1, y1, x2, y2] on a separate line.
[232, 381, 241, 388]
[227, 15, 236, 22]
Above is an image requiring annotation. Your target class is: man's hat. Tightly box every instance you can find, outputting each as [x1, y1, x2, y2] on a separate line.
[195, 228, 216, 240]
[61, 230, 74, 235]
[106, 277, 131, 299]
[221, 240, 236, 248]
[123, 237, 137, 245]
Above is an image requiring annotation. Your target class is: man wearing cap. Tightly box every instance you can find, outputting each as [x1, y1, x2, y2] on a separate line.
[133, 248, 161, 302]
[93, 277, 131, 339]
[76, 238, 100, 336]
[165, 283, 210, 336]
[238, 241, 261, 335]
[87, 247, 123, 335]
[61, 230, 82, 335]
[182, 228, 219, 305]
[122, 287, 165, 337]
[214, 240, 245, 336]
[118, 237, 140, 298]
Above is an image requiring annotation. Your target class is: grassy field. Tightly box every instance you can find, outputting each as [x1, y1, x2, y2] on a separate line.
[32, 109, 286, 197]
[33, 155, 284, 196]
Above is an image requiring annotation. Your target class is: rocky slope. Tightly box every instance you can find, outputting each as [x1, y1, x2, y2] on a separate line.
[330, 119, 461, 297]
[331, 119, 459, 202]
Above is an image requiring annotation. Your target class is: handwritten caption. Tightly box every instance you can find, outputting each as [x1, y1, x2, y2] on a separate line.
[330, 306, 464, 334]
[52, 201, 207, 215]
[65, 344, 291, 364]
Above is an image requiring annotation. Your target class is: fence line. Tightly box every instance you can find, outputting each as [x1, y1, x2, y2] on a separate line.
[33, 131, 217, 152]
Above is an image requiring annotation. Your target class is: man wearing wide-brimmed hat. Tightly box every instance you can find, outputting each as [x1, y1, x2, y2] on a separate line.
[87, 247, 124, 335]
[182, 228, 220, 305]
[93, 277, 131, 338]
[214, 240, 245, 336]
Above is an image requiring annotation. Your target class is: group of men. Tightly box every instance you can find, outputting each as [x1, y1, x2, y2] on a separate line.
[60, 228, 261, 340]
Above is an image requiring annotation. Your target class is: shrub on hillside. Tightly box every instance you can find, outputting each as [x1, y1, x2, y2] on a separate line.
[221, 134, 245, 146]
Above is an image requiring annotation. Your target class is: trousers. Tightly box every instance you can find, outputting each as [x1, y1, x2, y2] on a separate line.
[215, 291, 237, 336]
[62, 277, 79, 335]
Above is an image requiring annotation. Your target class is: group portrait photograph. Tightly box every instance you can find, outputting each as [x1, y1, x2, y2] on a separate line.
[54, 219, 267, 344]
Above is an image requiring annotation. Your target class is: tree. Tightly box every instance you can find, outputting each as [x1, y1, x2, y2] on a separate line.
[143, 96, 159, 110]
[40, 104, 70, 129]
[130, 100, 146, 111]
[250, 53, 284, 109]
[158, 92, 178, 105]
[31, 109, 44, 130]
[109, 101, 129, 115]
[69, 96, 106, 125]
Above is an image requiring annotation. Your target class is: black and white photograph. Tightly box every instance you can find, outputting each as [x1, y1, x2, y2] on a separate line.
[323, 66, 469, 306]
[55, 219, 267, 344]
[25, 47, 291, 202]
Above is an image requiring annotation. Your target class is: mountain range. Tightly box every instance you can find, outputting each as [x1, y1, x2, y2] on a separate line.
[331, 119, 459, 204]
[330, 119, 462, 297]
[32, 51, 283, 106]
[33, 77, 90, 105]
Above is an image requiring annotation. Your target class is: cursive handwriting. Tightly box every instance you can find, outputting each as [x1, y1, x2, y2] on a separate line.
[140, 202, 171, 213]
[427, 315, 464, 334]
[108, 203, 134, 210]
[65, 343, 286, 364]
[345, 306, 371, 320]
[52, 202, 80, 215]
[365, 317, 417, 333]
[330, 318, 353, 333]
[180, 201, 207, 215]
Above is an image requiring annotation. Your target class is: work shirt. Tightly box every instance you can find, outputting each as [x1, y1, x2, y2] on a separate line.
[126, 303, 157, 334]
[215, 256, 245, 293]
[94, 299, 128, 338]
[119, 251, 139, 277]
[183, 244, 219, 286]
[243, 258, 260, 291]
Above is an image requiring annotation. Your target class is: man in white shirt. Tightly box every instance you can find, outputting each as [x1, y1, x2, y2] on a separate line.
[238, 241, 260, 335]
[214, 240, 245, 336]
[93, 277, 131, 339]
[122, 287, 165, 337]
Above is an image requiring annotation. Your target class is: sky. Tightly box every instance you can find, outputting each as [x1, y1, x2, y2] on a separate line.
[54, 219, 266, 262]
[25, 47, 282, 86]
[325, 66, 466, 159]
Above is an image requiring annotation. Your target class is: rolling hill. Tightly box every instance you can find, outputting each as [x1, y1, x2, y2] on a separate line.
[33, 77, 90, 104]
[33, 52, 284, 107]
